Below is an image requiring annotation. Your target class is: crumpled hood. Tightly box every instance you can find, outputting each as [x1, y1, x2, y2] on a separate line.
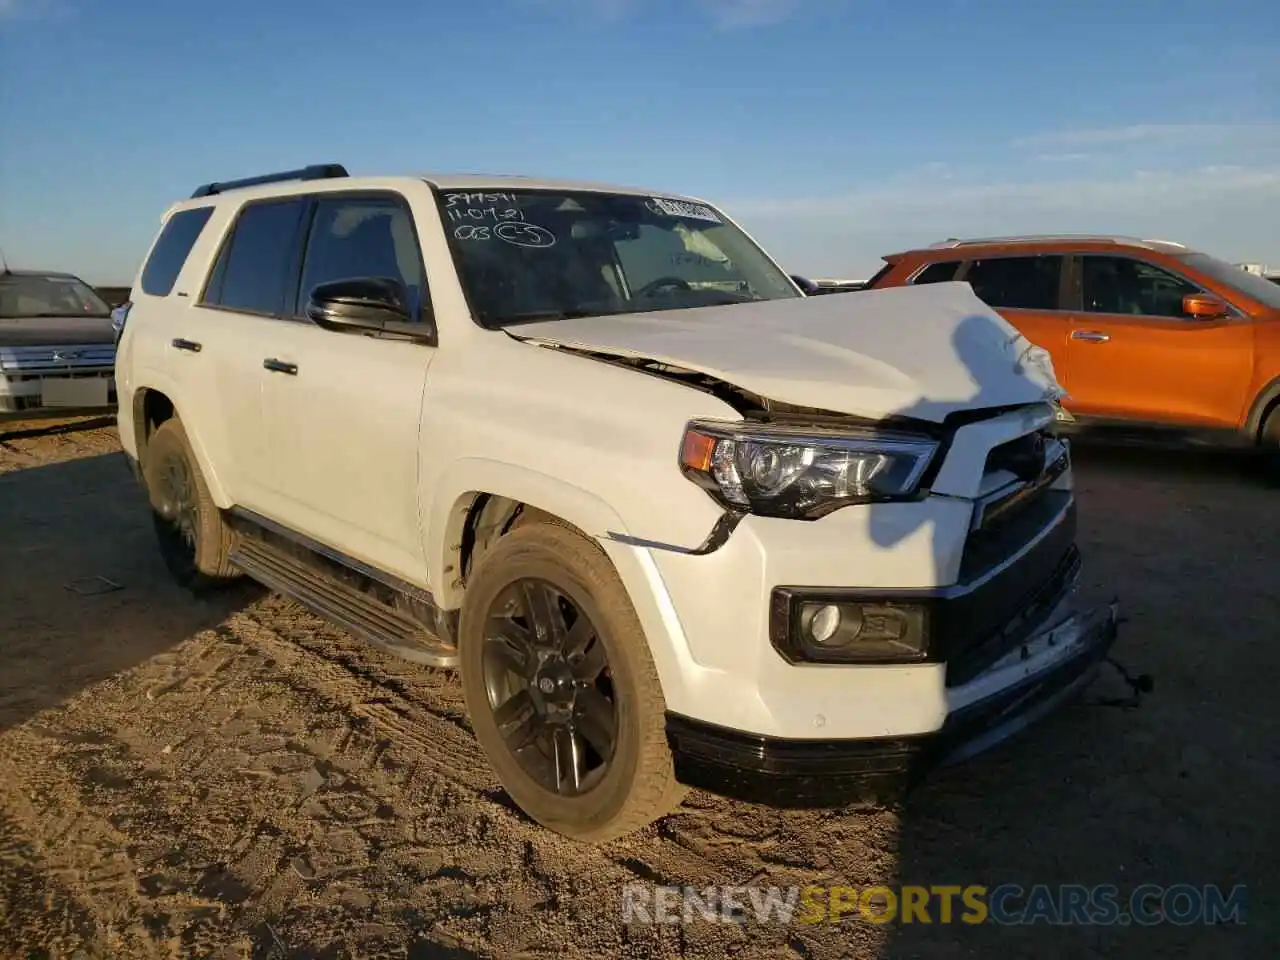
[0, 315, 116, 348]
[507, 281, 1064, 423]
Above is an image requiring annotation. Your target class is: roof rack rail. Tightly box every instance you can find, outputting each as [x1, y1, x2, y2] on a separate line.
[926, 234, 1188, 251]
[929, 234, 1138, 248]
[189, 163, 349, 199]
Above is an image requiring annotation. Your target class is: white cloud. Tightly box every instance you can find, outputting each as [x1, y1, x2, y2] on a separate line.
[1013, 122, 1280, 151]
[727, 165, 1280, 279]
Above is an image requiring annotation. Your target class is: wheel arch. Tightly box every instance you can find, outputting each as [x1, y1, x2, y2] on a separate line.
[1244, 376, 1280, 440]
[430, 462, 701, 732]
[427, 460, 633, 612]
[129, 381, 232, 507]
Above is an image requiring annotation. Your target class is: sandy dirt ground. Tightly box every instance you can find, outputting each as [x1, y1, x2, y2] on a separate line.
[0, 417, 1276, 959]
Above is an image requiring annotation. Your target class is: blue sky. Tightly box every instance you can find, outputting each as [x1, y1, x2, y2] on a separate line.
[1, 0, 1277, 283]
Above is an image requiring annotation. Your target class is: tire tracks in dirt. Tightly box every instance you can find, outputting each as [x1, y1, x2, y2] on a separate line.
[2, 591, 867, 958]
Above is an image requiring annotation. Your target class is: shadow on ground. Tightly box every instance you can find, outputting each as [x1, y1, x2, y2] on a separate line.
[0, 450, 254, 728]
[880, 439, 1277, 958]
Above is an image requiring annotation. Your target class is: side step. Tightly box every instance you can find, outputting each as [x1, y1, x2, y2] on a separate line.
[229, 536, 459, 668]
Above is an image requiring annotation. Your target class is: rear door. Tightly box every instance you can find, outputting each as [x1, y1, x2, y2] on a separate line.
[951, 253, 1073, 394]
[193, 196, 311, 511]
[1059, 254, 1254, 427]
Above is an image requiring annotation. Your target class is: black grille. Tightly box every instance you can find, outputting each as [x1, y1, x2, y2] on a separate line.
[960, 484, 1069, 583]
[932, 496, 1078, 687]
[944, 543, 1081, 687]
[986, 429, 1051, 483]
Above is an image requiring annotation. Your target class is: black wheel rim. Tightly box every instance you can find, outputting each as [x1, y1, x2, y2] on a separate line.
[482, 578, 618, 797]
[153, 450, 199, 570]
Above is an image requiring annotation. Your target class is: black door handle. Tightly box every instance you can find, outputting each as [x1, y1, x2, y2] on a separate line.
[263, 358, 298, 375]
[171, 338, 202, 352]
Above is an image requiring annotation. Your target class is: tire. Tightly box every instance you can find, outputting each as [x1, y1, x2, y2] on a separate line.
[459, 520, 687, 842]
[1260, 405, 1280, 483]
[142, 417, 239, 591]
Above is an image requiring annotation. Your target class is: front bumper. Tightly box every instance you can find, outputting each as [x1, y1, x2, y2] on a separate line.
[0, 371, 117, 420]
[665, 599, 1120, 807]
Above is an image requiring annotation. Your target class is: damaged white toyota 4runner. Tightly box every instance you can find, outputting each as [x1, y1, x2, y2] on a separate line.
[114, 164, 1121, 841]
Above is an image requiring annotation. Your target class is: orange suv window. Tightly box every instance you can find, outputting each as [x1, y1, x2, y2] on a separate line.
[911, 261, 962, 284]
[964, 255, 1064, 310]
[1080, 256, 1202, 318]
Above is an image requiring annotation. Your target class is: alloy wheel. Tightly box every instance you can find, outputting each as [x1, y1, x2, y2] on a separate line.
[481, 577, 618, 797]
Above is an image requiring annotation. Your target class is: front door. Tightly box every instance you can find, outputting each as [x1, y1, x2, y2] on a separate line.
[1061, 254, 1254, 428]
[256, 192, 437, 585]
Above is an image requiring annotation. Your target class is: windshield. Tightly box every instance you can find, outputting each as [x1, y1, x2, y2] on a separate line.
[437, 189, 801, 327]
[1179, 253, 1280, 310]
[0, 274, 111, 319]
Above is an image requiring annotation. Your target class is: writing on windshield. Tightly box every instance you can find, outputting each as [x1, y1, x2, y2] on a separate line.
[437, 189, 800, 327]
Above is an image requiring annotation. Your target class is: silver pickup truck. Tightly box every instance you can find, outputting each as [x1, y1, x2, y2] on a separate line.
[0, 268, 117, 419]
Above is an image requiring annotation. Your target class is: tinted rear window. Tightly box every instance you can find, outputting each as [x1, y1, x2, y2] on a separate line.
[863, 262, 895, 287]
[139, 207, 214, 296]
[201, 199, 307, 315]
[911, 260, 962, 284]
[964, 255, 1064, 310]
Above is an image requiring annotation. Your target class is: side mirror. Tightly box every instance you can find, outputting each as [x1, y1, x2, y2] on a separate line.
[305, 277, 433, 342]
[1183, 293, 1229, 319]
[790, 274, 819, 295]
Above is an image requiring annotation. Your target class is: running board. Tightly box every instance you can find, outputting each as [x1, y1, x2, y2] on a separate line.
[228, 535, 459, 668]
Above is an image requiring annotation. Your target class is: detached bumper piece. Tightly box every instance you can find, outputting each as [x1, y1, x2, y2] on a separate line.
[665, 601, 1120, 808]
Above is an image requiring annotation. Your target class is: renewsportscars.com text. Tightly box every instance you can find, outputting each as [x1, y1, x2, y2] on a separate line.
[620, 883, 1248, 926]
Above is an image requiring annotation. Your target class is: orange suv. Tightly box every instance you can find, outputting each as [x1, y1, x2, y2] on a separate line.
[865, 235, 1280, 461]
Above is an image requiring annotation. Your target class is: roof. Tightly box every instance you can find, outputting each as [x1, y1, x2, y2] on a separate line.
[888, 234, 1200, 258]
[420, 172, 700, 200]
[167, 170, 709, 218]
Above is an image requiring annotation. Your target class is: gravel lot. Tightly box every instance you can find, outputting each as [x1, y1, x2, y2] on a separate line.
[1, 417, 1275, 959]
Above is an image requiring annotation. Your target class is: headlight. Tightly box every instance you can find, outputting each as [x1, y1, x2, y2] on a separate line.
[679, 420, 940, 519]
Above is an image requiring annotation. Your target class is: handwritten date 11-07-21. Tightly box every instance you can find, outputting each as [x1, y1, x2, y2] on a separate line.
[446, 206, 525, 224]
[443, 192, 526, 224]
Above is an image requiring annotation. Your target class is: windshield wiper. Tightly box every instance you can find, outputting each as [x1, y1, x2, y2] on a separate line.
[489, 308, 608, 326]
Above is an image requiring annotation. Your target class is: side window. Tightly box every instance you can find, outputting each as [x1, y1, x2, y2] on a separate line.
[295, 197, 429, 321]
[201, 198, 307, 316]
[911, 260, 962, 284]
[1081, 256, 1202, 319]
[139, 207, 214, 296]
[963, 255, 1064, 310]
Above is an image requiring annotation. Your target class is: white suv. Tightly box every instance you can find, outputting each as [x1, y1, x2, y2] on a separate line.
[114, 164, 1121, 841]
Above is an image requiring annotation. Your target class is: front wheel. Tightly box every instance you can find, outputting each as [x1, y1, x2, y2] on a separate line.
[458, 520, 686, 842]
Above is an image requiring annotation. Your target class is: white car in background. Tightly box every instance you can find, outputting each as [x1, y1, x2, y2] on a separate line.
[0, 268, 117, 419]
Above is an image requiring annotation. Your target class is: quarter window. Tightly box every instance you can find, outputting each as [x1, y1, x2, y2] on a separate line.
[963, 256, 1064, 311]
[295, 197, 429, 321]
[201, 198, 307, 315]
[140, 207, 214, 297]
[1080, 256, 1204, 319]
[911, 260, 962, 284]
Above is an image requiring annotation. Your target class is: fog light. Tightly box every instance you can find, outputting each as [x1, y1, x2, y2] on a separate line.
[806, 604, 843, 644]
[776, 594, 930, 664]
